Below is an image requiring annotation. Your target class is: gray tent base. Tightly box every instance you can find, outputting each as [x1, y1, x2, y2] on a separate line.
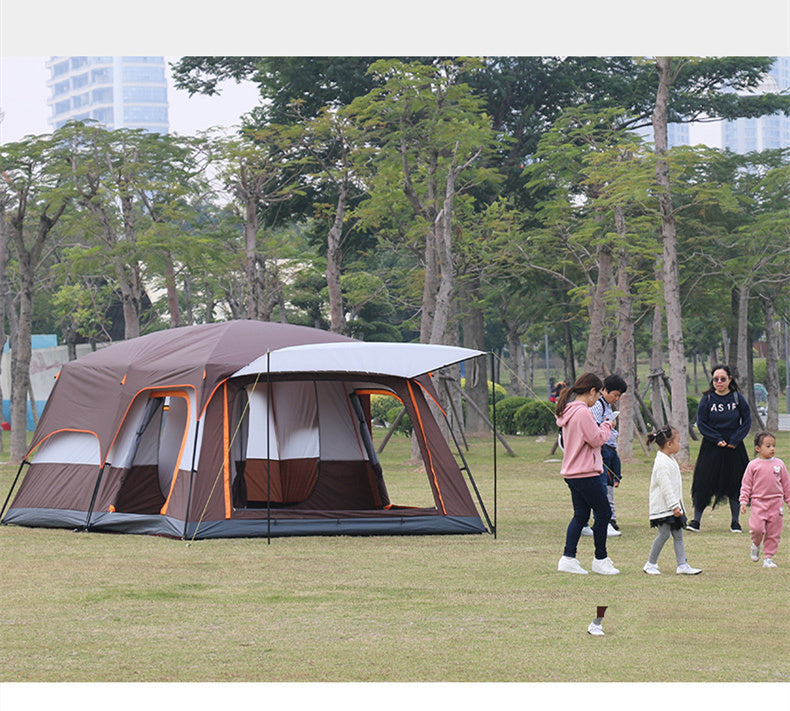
[3, 508, 487, 539]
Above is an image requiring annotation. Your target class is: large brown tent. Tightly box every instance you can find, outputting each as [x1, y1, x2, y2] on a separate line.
[1, 321, 490, 539]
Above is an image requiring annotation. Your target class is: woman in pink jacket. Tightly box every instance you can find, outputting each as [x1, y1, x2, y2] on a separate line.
[555, 373, 619, 575]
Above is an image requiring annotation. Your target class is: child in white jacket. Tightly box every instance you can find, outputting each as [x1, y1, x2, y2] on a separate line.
[643, 426, 702, 575]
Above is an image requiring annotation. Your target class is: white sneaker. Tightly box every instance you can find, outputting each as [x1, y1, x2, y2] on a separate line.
[763, 558, 778, 568]
[676, 562, 702, 575]
[591, 557, 620, 575]
[643, 562, 661, 575]
[607, 523, 622, 537]
[750, 543, 761, 562]
[558, 556, 588, 574]
[581, 525, 593, 536]
[587, 621, 605, 636]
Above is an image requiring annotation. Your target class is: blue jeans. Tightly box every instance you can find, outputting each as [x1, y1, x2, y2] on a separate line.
[564, 475, 612, 560]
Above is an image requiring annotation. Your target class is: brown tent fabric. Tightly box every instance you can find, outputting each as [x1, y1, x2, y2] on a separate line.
[3, 321, 489, 539]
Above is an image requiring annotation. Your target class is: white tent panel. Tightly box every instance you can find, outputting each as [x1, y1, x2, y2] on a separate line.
[233, 342, 485, 380]
[317, 381, 368, 462]
[31, 431, 101, 466]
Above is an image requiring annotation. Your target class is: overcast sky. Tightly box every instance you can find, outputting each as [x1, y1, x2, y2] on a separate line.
[0, 56, 261, 143]
[1, 1, 788, 145]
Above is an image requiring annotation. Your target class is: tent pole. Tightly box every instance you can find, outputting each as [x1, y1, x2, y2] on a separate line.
[182, 419, 201, 540]
[266, 350, 271, 545]
[490, 351, 497, 539]
[85, 463, 110, 530]
[440, 363, 495, 534]
[0, 459, 29, 522]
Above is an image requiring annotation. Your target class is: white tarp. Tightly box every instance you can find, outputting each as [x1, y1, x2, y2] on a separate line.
[232, 342, 486, 380]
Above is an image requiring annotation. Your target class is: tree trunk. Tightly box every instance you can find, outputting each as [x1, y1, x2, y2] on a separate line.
[761, 294, 779, 432]
[736, 284, 753, 384]
[326, 179, 348, 334]
[462, 278, 489, 435]
[582, 241, 613, 375]
[653, 56, 690, 464]
[613, 208, 636, 460]
[244, 197, 261, 320]
[649, 262, 665, 429]
[163, 250, 181, 328]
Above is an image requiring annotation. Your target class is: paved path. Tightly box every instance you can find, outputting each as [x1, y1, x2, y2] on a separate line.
[779, 413, 790, 431]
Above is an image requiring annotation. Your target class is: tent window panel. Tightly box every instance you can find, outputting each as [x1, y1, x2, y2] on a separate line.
[317, 381, 367, 461]
[31, 431, 101, 465]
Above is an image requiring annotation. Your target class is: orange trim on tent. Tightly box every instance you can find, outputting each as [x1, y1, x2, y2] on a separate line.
[222, 382, 232, 519]
[407, 380, 446, 515]
[159, 391, 192, 516]
[414, 379, 447, 417]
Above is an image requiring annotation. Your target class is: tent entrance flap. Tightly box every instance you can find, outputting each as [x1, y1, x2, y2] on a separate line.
[111, 392, 191, 515]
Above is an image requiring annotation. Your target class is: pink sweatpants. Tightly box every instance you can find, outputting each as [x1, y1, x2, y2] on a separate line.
[749, 498, 784, 558]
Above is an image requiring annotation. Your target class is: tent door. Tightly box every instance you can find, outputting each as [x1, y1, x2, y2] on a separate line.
[113, 391, 190, 515]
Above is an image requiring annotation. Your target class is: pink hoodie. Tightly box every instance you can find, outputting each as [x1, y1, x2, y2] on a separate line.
[555, 400, 613, 479]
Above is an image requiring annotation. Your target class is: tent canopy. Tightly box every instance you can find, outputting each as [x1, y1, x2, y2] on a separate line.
[4, 321, 491, 539]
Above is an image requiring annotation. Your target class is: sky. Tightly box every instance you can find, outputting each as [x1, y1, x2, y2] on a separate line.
[1, 0, 788, 145]
[0, 55, 262, 143]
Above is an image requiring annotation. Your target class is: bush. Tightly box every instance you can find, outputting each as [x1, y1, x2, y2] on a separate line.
[492, 396, 531, 435]
[513, 399, 557, 436]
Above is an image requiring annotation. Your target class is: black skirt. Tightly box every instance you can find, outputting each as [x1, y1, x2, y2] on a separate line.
[691, 437, 749, 508]
[650, 514, 687, 530]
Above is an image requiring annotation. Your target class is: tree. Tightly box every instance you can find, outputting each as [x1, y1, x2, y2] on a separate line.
[351, 58, 500, 346]
[0, 132, 70, 462]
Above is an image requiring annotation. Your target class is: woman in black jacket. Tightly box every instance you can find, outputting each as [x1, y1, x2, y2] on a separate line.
[687, 364, 751, 533]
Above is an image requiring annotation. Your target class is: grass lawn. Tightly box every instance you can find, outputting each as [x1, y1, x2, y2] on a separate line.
[1, 427, 789, 694]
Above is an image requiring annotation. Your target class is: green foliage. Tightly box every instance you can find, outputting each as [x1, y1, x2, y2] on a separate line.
[385, 405, 412, 436]
[491, 396, 531, 435]
[753, 360, 787, 391]
[513, 399, 557, 436]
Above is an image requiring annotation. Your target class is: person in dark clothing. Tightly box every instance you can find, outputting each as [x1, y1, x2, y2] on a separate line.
[687, 364, 751, 533]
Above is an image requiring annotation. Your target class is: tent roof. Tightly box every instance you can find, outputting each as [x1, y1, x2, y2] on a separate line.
[233, 342, 485, 379]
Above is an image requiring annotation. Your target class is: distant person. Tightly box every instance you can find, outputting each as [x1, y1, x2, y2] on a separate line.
[739, 431, 790, 569]
[643, 426, 702, 575]
[590, 374, 627, 535]
[687, 364, 751, 533]
[554, 373, 619, 575]
[550, 380, 566, 403]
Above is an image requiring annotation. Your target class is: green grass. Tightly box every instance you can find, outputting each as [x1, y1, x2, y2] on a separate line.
[1, 430, 789, 684]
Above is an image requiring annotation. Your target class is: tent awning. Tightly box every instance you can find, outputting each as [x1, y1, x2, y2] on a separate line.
[232, 342, 486, 380]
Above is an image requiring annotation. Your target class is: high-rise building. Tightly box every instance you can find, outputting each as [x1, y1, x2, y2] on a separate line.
[718, 57, 790, 153]
[46, 56, 169, 133]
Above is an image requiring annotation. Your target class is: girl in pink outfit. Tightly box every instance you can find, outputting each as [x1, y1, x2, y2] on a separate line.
[739, 431, 790, 568]
[555, 373, 618, 575]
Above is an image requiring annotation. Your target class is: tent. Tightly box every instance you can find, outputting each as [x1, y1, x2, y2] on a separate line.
[1, 321, 492, 539]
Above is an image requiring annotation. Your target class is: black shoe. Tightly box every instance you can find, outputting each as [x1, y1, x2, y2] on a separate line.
[610, 521, 620, 531]
[730, 521, 742, 533]
[686, 520, 700, 532]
